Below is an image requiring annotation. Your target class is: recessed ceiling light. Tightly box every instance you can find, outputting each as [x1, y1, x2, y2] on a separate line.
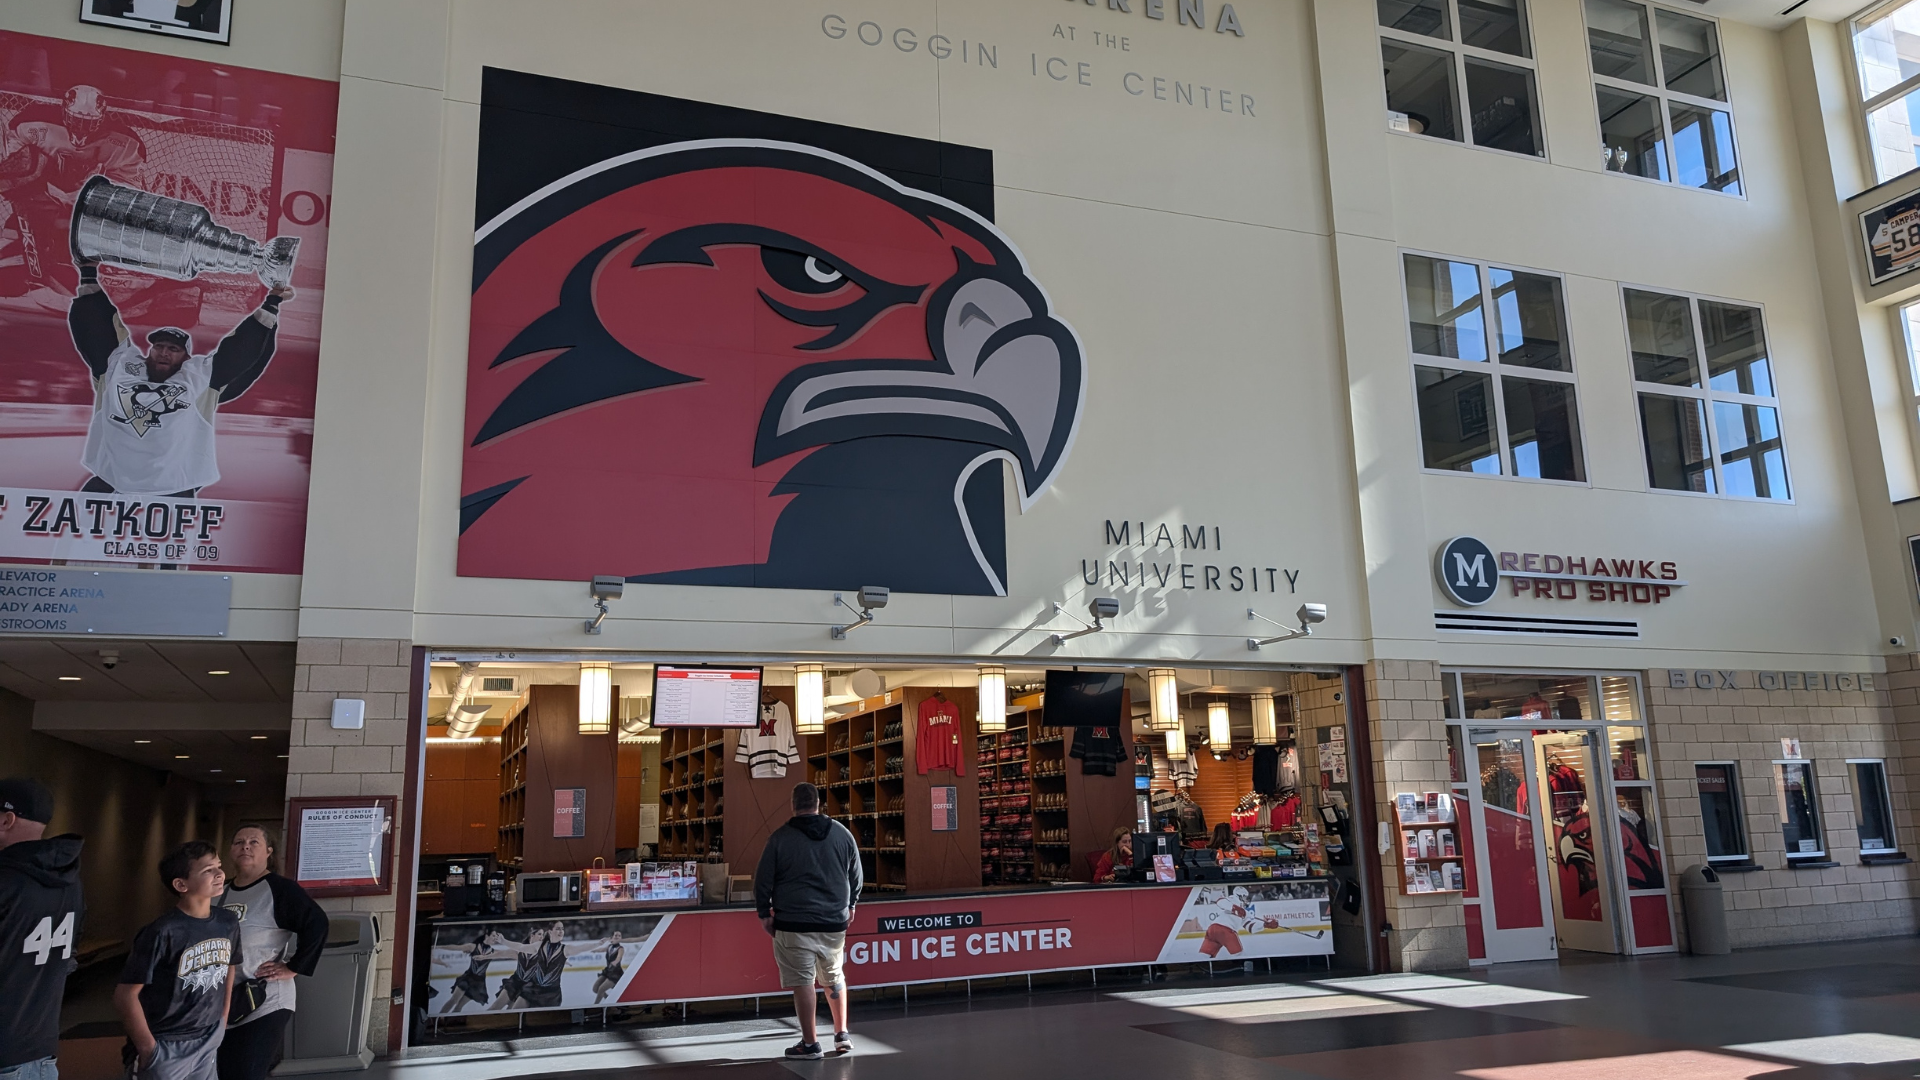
[207, 670, 230, 676]
[174, 755, 190, 760]
[276, 754, 288, 759]
[236, 779, 246, 784]
[250, 735, 267, 740]
[209, 768, 221, 773]
[57, 676, 81, 682]
[134, 739, 151, 744]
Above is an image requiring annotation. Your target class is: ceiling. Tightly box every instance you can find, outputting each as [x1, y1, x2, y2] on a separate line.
[1698, 0, 1861, 30]
[45, 724, 289, 799]
[0, 639, 294, 701]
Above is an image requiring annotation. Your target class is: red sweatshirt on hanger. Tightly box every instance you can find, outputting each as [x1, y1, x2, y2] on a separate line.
[915, 695, 965, 776]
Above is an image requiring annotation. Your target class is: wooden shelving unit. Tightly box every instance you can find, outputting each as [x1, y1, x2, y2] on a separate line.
[1029, 712, 1072, 884]
[978, 714, 1033, 885]
[658, 727, 726, 858]
[806, 700, 908, 893]
[496, 697, 528, 867]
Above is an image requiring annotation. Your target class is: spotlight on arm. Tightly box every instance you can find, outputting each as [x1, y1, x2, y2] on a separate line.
[1052, 597, 1120, 646]
[831, 586, 890, 639]
[585, 575, 624, 635]
[1248, 603, 1326, 650]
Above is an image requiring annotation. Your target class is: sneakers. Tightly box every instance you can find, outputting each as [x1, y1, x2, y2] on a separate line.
[834, 1031, 852, 1054]
[784, 1040, 823, 1060]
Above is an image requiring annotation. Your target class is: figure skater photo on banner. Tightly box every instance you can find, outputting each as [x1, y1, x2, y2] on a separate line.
[426, 914, 663, 1016]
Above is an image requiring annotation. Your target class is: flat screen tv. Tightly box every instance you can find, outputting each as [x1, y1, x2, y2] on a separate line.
[1044, 669, 1126, 728]
[649, 665, 763, 727]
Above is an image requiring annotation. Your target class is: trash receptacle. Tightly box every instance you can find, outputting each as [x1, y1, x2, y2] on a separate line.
[1679, 864, 1728, 955]
[277, 914, 380, 1074]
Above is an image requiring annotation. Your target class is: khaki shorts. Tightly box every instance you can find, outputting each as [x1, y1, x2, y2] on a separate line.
[772, 930, 846, 989]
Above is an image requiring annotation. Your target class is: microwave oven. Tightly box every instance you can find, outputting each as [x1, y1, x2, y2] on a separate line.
[512, 871, 583, 911]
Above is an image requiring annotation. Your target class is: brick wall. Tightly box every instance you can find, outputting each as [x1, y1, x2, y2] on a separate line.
[1650, 667, 1920, 949]
[288, 637, 414, 1053]
[1363, 660, 1467, 972]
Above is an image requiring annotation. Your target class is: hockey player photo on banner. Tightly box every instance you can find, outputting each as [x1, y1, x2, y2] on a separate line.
[1154, 883, 1333, 962]
[0, 31, 336, 574]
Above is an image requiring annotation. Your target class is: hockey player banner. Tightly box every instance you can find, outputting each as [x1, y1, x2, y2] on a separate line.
[458, 69, 1085, 596]
[0, 31, 338, 576]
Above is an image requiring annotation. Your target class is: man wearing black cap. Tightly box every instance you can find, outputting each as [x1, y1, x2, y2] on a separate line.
[0, 778, 84, 1080]
[66, 250, 293, 497]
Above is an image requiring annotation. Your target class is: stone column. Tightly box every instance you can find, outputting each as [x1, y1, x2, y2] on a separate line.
[1363, 659, 1466, 971]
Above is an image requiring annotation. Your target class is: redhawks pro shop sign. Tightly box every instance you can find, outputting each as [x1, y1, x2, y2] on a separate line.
[1436, 536, 1686, 608]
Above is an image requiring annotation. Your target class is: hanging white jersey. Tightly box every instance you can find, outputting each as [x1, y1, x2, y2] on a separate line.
[735, 700, 798, 779]
[81, 338, 220, 494]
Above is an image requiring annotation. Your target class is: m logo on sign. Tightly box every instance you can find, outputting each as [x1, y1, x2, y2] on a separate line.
[1436, 536, 1497, 606]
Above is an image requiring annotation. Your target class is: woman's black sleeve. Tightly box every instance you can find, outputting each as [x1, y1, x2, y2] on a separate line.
[270, 873, 333, 977]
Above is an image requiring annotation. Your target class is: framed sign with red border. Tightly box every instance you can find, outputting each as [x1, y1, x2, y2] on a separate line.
[285, 795, 398, 897]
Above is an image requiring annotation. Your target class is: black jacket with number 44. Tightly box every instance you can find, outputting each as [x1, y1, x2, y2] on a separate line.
[0, 835, 85, 1068]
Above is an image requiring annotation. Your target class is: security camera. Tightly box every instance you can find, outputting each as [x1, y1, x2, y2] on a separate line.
[1089, 597, 1121, 620]
[1297, 603, 1327, 626]
[857, 585, 890, 610]
[1892, 635, 1909, 648]
[832, 586, 890, 639]
[99, 649, 119, 670]
[589, 576, 625, 601]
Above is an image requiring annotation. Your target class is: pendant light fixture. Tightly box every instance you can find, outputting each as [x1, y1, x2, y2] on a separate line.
[977, 665, 1007, 733]
[794, 663, 826, 736]
[577, 662, 612, 735]
[1147, 668, 1179, 731]
[1164, 724, 1188, 762]
[1207, 699, 1231, 755]
[1251, 692, 1279, 745]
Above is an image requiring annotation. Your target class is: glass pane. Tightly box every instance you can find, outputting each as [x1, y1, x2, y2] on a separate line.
[1700, 301, 1772, 397]
[1489, 269, 1568, 370]
[1479, 740, 1527, 813]
[1465, 59, 1542, 156]
[1599, 676, 1641, 722]
[1416, 366, 1501, 473]
[1778, 762, 1823, 857]
[1460, 673, 1595, 722]
[1854, 2, 1920, 101]
[1405, 255, 1487, 360]
[1597, 88, 1669, 180]
[1615, 786, 1665, 890]
[1586, 0, 1654, 84]
[1713, 401, 1789, 500]
[1639, 393, 1716, 493]
[1855, 762, 1896, 851]
[1379, 0, 1450, 39]
[1607, 727, 1647, 781]
[1502, 377, 1584, 481]
[1383, 39, 1462, 141]
[1866, 90, 1920, 184]
[1656, 9, 1725, 101]
[1460, 0, 1528, 56]
[1625, 289, 1700, 386]
[1695, 765, 1747, 859]
[1670, 103, 1740, 195]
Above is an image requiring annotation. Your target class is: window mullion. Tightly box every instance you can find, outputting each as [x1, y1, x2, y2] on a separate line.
[1689, 298, 1724, 488]
[1861, 70, 1920, 113]
[1483, 268, 1513, 473]
[1644, 0, 1667, 89]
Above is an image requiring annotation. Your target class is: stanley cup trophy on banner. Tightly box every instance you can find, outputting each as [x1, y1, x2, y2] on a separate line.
[68, 174, 300, 288]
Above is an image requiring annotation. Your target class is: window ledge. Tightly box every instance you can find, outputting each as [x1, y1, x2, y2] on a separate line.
[1708, 861, 1764, 872]
[1786, 859, 1839, 870]
[1861, 852, 1911, 866]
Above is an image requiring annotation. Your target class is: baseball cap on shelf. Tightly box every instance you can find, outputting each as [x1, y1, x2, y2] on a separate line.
[0, 778, 53, 824]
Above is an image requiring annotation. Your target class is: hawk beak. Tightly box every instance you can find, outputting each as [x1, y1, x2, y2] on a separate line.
[754, 268, 1085, 505]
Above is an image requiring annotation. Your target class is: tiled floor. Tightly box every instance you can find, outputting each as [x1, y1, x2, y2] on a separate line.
[147, 937, 1920, 1080]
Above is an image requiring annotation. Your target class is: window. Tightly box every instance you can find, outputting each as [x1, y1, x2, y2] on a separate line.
[1849, 760, 1901, 855]
[1380, 0, 1543, 157]
[1624, 287, 1789, 499]
[1585, 0, 1740, 194]
[1853, 0, 1920, 184]
[1406, 254, 1585, 481]
[1776, 760, 1825, 861]
[1693, 762, 1749, 862]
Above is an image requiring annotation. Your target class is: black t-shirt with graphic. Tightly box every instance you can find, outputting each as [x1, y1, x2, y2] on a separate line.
[118, 907, 241, 1040]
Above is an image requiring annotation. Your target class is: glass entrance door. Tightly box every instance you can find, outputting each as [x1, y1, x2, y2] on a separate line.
[1534, 731, 1619, 954]
[1465, 731, 1555, 963]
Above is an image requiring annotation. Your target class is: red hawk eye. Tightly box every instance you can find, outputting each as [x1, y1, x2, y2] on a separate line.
[761, 247, 849, 295]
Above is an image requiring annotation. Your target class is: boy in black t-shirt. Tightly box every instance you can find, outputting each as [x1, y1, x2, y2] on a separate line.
[114, 842, 241, 1080]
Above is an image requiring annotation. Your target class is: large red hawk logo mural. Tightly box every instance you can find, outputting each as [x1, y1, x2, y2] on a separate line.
[459, 128, 1085, 597]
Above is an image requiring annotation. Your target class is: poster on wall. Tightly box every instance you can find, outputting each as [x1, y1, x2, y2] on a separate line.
[0, 31, 336, 574]
[80, 1, 234, 45]
[426, 913, 666, 1016]
[456, 69, 1086, 597]
[1861, 186, 1920, 286]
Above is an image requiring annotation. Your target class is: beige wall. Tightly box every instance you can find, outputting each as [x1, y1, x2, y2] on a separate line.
[286, 636, 414, 1051]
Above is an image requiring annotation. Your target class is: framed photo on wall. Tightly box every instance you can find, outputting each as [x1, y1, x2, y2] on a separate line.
[80, 0, 233, 45]
[284, 795, 398, 897]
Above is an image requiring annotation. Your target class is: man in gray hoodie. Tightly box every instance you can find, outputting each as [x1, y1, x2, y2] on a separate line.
[754, 782, 861, 1060]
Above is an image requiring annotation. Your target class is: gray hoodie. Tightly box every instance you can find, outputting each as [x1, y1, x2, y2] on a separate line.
[753, 814, 862, 932]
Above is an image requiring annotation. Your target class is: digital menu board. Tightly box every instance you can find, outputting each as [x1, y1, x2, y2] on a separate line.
[649, 665, 763, 727]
